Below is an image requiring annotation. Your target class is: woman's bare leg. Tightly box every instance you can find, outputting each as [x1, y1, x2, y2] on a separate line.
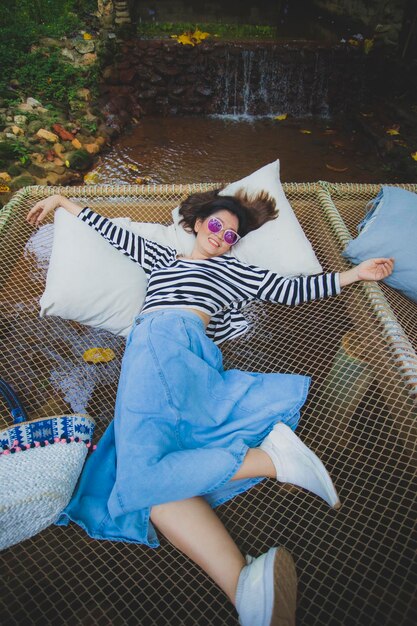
[150, 496, 246, 605]
[150, 451, 274, 605]
[150, 451, 276, 603]
[231, 448, 276, 481]
[151, 491, 297, 626]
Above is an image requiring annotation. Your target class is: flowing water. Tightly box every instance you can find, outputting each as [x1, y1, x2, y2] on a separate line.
[215, 49, 331, 117]
[91, 115, 390, 185]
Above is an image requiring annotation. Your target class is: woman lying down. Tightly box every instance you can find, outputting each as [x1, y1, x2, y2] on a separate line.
[27, 190, 393, 626]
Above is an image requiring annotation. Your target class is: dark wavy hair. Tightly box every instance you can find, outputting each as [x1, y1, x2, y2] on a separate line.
[178, 188, 278, 238]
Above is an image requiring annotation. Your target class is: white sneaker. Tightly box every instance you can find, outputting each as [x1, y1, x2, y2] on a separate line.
[261, 423, 341, 509]
[236, 546, 297, 626]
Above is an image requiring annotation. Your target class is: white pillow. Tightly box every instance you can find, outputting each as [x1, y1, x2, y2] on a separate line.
[40, 208, 178, 336]
[174, 159, 322, 276]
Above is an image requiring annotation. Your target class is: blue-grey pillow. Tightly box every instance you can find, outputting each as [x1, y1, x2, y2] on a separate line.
[343, 185, 417, 303]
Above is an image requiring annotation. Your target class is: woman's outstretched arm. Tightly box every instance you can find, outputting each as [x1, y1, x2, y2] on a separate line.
[27, 194, 82, 224]
[255, 258, 394, 306]
[27, 194, 174, 273]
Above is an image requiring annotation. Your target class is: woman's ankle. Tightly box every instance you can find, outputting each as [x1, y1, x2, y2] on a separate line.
[231, 448, 276, 481]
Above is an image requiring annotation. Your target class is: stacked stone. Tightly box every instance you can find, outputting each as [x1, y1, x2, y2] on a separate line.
[115, 1, 131, 26]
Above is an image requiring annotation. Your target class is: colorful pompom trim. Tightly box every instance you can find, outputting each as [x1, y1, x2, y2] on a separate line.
[0, 436, 96, 456]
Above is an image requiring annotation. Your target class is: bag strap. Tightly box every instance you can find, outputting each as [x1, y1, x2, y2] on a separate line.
[0, 379, 30, 424]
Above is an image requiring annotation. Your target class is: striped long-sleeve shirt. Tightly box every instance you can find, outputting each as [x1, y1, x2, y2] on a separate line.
[79, 208, 341, 344]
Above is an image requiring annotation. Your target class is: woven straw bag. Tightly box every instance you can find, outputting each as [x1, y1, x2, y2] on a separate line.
[0, 379, 95, 550]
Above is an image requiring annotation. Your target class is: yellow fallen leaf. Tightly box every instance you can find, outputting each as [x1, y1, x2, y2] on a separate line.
[126, 163, 139, 171]
[135, 176, 152, 184]
[386, 129, 400, 136]
[175, 33, 195, 46]
[348, 39, 360, 46]
[300, 129, 312, 134]
[411, 152, 417, 161]
[364, 38, 374, 54]
[193, 29, 210, 43]
[274, 114, 288, 121]
[326, 164, 349, 172]
[0, 184, 10, 193]
[83, 33, 93, 40]
[83, 347, 116, 364]
[84, 171, 100, 184]
[65, 160, 70, 168]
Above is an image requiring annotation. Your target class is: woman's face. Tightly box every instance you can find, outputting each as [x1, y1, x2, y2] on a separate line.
[194, 210, 240, 258]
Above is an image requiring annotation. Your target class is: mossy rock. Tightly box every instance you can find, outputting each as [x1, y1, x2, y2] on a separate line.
[0, 193, 13, 209]
[10, 173, 36, 191]
[66, 149, 93, 171]
[0, 86, 15, 100]
[7, 163, 24, 177]
[0, 141, 17, 156]
[27, 162, 47, 178]
[27, 119, 44, 134]
[0, 141, 17, 169]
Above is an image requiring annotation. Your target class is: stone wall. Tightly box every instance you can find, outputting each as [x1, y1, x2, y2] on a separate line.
[100, 40, 374, 120]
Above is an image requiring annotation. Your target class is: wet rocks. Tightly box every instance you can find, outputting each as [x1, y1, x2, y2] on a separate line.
[36, 129, 59, 143]
[13, 115, 28, 126]
[52, 124, 75, 141]
[73, 39, 96, 55]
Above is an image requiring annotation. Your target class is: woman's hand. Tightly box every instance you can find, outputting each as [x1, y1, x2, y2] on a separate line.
[356, 258, 394, 281]
[27, 194, 82, 226]
[339, 258, 394, 287]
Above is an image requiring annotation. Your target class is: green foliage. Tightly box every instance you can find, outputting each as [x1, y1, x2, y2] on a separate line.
[1, 0, 91, 28]
[0, 142, 18, 169]
[80, 118, 98, 134]
[13, 144, 31, 166]
[0, 140, 30, 169]
[137, 22, 277, 41]
[0, 0, 96, 105]
[11, 49, 97, 105]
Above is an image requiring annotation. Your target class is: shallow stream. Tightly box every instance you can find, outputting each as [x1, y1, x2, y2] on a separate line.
[91, 115, 390, 185]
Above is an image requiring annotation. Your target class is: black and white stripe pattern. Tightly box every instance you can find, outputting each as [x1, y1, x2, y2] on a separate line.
[79, 208, 175, 275]
[79, 208, 341, 344]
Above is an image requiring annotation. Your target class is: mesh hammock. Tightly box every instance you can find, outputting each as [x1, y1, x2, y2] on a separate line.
[1, 182, 416, 626]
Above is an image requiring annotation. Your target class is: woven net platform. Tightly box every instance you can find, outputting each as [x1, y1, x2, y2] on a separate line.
[1, 182, 416, 626]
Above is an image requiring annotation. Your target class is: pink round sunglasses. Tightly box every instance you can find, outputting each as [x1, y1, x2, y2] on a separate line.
[207, 217, 241, 246]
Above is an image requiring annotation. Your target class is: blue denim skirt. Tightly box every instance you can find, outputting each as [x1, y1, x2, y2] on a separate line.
[58, 310, 310, 547]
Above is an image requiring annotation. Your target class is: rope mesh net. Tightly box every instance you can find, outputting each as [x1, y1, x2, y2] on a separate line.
[1, 183, 416, 626]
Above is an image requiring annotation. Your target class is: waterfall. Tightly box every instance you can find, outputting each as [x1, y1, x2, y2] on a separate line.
[215, 47, 331, 117]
